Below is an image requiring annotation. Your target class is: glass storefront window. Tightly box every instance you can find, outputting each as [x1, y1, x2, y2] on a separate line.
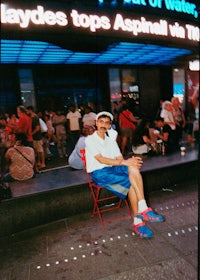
[109, 68, 121, 102]
[109, 67, 140, 115]
[18, 69, 36, 109]
[173, 68, 185, 106]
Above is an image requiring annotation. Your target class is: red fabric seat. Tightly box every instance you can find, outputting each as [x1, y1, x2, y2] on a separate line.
[80, 149, 133, 231]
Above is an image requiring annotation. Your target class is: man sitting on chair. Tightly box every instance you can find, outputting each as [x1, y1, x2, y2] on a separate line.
[85, 111, 164, 238]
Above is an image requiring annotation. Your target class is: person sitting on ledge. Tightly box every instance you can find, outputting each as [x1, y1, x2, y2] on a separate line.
[132, 119, 156, 156]
[4, 132, 35, 182]
[68, 125, 95, 170]
[85, 111, 164, 239]
[153, 116, 177, 154]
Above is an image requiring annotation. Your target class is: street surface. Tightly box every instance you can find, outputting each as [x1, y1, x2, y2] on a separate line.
[0, 181, 198, 280]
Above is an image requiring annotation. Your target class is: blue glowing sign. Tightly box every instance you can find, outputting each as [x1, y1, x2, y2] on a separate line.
[1, 39, 192, 65]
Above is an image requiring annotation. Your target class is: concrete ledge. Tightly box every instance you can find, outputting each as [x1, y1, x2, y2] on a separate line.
[142, 161, 198, 195]
[0, 148, 198, 237]
[0, 183, 91, 237]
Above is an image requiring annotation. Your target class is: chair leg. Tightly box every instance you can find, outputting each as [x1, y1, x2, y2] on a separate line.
[91, 187, 101, 217]
[91, 188, 105, 231]
[90, 187, 133, 232]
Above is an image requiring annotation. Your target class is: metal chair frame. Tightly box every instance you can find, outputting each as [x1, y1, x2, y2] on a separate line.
[80, 149, 133, 231]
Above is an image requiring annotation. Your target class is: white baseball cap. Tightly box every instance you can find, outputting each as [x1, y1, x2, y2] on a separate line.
[96, 111, 113, 121]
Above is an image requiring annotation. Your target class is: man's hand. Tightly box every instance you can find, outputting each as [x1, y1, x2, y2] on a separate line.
[123, 156, 143, 169]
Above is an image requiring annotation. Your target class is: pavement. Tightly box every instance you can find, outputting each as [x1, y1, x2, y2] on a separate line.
[0, 181, 198, 280]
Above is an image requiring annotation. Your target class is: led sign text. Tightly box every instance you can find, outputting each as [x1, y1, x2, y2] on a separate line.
[1, 5, 68, 28]
[1, 4, 199, 42]
[99, 0, 198, 19]
[113, 14, 168, 36]
[70, 9, 111, 32]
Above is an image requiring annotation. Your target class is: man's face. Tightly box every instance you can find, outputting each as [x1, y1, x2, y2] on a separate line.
[96, 117, 111, 132]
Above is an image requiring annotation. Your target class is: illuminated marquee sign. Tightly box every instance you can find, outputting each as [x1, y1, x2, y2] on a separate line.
[98, 0, 199, 19]
[1, 4, 199, 42]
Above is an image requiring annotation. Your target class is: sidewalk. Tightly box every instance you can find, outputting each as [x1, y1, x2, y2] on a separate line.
[0, 181, 198, 280]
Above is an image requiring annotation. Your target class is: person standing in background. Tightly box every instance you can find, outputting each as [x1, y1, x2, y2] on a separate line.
[82, 106, 96, 127]
[171, 97, 186, 145]
[7, 105, 33, 147]
[26, 106, 46, 169]
[66, 103, 82, 152]
[5, 113, 19, 148]
[45, 114, 57, 146]
[119, 103, 141, 155]
[52, 110, 67, 158]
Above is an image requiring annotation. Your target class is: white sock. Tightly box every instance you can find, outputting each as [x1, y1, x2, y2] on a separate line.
[134, 217, 143, 225]
[138, 199, 148, 213]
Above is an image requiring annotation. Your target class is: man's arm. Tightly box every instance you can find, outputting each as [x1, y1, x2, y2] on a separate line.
[156, 131, 169, 142]
[95, 154, 143, 169]
[32, 124, 41, 136]
[95, 154, 123, 166]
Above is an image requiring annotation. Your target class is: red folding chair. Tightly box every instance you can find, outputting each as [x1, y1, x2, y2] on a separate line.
[80, 149, 133, 231]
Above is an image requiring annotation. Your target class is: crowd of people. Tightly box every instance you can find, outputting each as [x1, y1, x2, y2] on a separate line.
[0, 95, 199, 182]
[0, 103, 98, 181]
[113, 96, 199, 156]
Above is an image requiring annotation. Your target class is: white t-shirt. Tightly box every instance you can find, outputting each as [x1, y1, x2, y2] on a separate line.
[66, 111, 81, 131]
[85, 131, 122, 173]
[107, 127, 118, 141]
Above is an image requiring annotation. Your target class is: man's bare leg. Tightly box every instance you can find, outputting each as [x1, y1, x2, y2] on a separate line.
[128, 166, 145, 201]
[128, 187, 138, 216]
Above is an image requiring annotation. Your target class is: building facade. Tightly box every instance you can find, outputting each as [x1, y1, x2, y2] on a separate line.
[0, 0, 199, 118]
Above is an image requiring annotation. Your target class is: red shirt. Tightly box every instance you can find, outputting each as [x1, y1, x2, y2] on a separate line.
[17, 114, 33, 142]
[119, 110, 136, 130]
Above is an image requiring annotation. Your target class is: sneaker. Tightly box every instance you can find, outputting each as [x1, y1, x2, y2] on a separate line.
[137, 207, 164, 222]
[133, 222, 153, 238]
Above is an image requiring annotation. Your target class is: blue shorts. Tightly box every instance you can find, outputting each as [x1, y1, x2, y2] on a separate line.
[90, 166, 130, 199]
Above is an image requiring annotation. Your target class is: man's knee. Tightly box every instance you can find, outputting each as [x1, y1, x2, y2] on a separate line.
[128, 165, 140, 176]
